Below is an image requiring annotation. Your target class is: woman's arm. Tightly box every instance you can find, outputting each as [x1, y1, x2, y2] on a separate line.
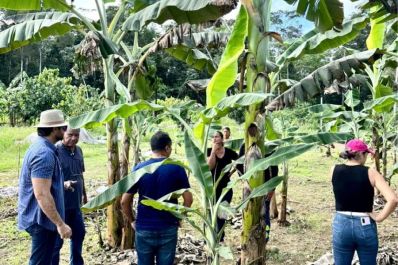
[368, 168, 398, 222]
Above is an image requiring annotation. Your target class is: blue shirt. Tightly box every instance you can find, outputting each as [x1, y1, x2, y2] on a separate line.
[129, 158, 190, 230]
[56, 143, 85, 210]
[18, 137, 65, 231]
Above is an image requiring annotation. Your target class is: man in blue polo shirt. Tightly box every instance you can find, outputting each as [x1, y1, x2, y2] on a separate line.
[52, 127, 87, 265]
[18, 109, 72, 265]
[121, 131, 193, 265]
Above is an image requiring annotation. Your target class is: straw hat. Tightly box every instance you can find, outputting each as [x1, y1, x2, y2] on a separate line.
[35, 109, 68, 128]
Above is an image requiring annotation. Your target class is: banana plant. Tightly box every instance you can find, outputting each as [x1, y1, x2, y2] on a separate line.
[0, 0, 238, 248]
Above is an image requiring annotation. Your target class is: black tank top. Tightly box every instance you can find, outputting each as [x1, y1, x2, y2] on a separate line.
[332, 164, 374, 212]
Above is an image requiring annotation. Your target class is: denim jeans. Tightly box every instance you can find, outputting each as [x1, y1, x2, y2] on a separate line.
[52, 209, 86, 265]
[135, 226, 178, 265]
[26, 224, 58, 265]
[333, 213, 378, 265]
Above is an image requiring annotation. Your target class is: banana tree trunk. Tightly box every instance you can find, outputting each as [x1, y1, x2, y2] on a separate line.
[278, 162, 289, 226]
[104, 59, 123, 247]
[120, 118, 134, 250]
[241, 2, 272, 264]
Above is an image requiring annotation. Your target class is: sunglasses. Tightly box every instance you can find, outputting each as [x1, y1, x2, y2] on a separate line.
[57, 126, 68, 131]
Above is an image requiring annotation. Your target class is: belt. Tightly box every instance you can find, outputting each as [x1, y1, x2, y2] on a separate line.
[337, 211, 369, 217]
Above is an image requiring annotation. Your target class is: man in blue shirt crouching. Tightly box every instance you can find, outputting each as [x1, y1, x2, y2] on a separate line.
[121, 131, 193, 265]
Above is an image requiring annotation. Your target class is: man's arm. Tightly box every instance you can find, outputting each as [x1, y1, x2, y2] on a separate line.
[32, 178, 72, 239]
[182, 191, 193, 207]
[121, 193, 135, 225]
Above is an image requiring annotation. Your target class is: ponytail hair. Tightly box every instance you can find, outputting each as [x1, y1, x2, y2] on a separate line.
[339, 150, 362, 160]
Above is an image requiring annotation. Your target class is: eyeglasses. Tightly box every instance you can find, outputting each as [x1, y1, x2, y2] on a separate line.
[58, 126, 68, 131]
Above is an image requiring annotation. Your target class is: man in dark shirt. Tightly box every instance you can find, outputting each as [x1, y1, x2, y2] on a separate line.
[52, 127, 87, 265]
[121, 131, 193, 265]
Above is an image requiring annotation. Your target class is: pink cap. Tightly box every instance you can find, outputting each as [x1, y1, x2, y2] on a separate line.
[346, 139, 375, 154]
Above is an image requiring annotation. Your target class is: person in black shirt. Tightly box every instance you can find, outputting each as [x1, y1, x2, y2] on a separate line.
[331, 139, 398, 265]
[207, 130, 238, 241]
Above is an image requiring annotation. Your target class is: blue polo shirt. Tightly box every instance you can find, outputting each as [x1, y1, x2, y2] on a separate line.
[56, 143, 85, 210]
[18, 137, 65, 231]
[129, 158, 190, 230]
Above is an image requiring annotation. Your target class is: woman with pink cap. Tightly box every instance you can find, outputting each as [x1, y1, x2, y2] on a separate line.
[331, 139, 398, 265]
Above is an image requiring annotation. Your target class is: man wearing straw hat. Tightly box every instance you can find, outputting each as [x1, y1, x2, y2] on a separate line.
[18, 109, 72, 265]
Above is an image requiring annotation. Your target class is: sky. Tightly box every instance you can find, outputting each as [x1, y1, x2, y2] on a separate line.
[67, 0, 366, 31]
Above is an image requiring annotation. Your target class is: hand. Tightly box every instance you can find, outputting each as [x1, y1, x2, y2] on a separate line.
[57, 223, 72, 239]
[368, 212, 380, 222]
[212, 143, 222, 153]
[64, 181, 77, 192]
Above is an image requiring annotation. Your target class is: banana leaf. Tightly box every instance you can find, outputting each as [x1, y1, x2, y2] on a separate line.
[122, 0, 237, 32]
[69, 100, 164, 129]
[0, 13, 81, 54]
[166, 45, 216, 74]
[363, 94, 398, 113]
[283, 0, 343, 32]
[269, 49, 383, 108]
[184, 131, 214, 199]
[236, 176, 283, 210]
[224, 138, 244, 151]
[81, 158, 189, 212]
[0, 0, 70, 11]
[206, 6, 248, 107]
[276, 17, 368, 67]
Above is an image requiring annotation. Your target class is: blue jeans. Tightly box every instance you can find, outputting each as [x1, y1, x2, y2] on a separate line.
[26, 224, 58, 265]
[135, 226, 178, 265]
[333, 213, 378, 265]
[52, 209, 86, 265]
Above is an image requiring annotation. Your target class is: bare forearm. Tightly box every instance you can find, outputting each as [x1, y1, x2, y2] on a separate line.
[36, 194, 64, 226]
[375, 201, 398, 222]
[207, 153, 216, 170]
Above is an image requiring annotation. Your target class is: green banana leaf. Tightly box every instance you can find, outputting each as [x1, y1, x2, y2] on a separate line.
[321, 111, 368, 121]
[217, 201, 237, 220]
[224, 138, 244, 151]
[239, 144, 315, 181]
[184, 132, 214, 199]
[141, 199, 197, 219]
[265, 116, 281, 141]
[363, 95, 398, 113]
[0, 13, 80, 54]
[283, 0, 343, 32]
[157, 188, 191, 202]
[202, 93, 273, 123]
[236, 176, 283, 211]
[366, 5, 386, 50]
[81, 158, 189, 212]
[276, 17, 368, 67]
[0, 0, 70, 11]
[264, 132, 352, 152]
[166, 45, 216, 74]
[307, 104, 343, 113]
[122, 0, 236, 32]
[194, 93, 273, 143]
[206, 6, 248, 107]
[298, 132, 352, 144]
[344, 89, 361, 108]
[270, 50, 383, 108]
[69, 100, 164, 129]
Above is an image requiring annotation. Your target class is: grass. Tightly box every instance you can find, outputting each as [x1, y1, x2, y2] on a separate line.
[0, 125, 397, 264]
